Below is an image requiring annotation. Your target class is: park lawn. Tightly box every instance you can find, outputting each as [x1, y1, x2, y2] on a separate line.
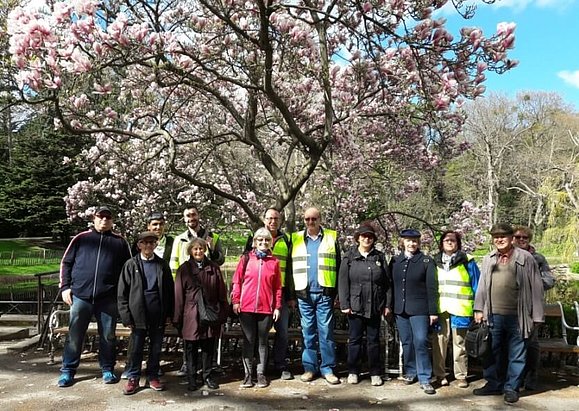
[0, 264, 60, 276]
[0, 239, 50, 253]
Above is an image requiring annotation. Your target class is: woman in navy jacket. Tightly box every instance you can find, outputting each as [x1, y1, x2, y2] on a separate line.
[389, 229, 438, 395]
[339, 224, 391, 386]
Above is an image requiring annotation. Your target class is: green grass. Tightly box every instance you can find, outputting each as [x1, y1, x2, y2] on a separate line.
[0, 239, 49, 253]
[0, 264, 60, 276]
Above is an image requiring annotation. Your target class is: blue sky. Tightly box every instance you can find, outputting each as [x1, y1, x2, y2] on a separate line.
[441, 0, 579, 110]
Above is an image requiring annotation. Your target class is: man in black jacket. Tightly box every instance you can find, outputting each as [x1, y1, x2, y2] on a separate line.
[58, 206, 131, 388]
[118, 231, 174, 395]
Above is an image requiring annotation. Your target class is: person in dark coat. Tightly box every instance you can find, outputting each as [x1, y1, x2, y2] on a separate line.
[389, 229, 438, 395]
[118, 231, 174, 395]
[339, 223, 391, 386]
[173, 238, 228, 391]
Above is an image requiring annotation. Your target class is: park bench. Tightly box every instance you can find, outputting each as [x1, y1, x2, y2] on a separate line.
[48, 307, 400, 374]
[537, 301, 579, 367]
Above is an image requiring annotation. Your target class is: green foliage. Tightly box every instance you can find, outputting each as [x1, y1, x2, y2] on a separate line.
[545, 278, 579, 306]
[0, 112, 89, 238]
[541, 222, 579, 261]
[570, 262, 579, 274]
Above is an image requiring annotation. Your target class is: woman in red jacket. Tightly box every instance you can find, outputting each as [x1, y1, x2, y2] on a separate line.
[231, 227, 282, 389]
[173, 238, 228, 392]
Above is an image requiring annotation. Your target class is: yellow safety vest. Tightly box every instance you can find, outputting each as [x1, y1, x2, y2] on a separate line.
[170, 232, 220, 277]
[437, 255, 475, 316]
[272, 234, 290, 287]
[291, 229, 337, 291]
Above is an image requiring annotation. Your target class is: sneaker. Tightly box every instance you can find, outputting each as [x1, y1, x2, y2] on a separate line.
[121, 369, 130, 380]
[256, 374, 269, 388]
[439, 377, 449, 386]
[324, 373, 341, 385]
[240, 374, 254, 388]
[457, 378, 469, 388]
[473, 384, 502, 396]
[102, 371, 119, 384]
[420, 383, 436, 395]
[347, 373, 359, 384]
[57, 373, 73, 388]
[123, 377, 139, 395]
[280, 370, 294, 380]
[176, 364, 187, 377]
[504, 390, 519, 404]
[371, 375, 384, 386]
[300, 371, 315, 382]
[400, 375, 417, 385]
[146, 378, 165, 391]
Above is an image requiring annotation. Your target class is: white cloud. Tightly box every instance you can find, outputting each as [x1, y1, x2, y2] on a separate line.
[558, 70, 579, 89]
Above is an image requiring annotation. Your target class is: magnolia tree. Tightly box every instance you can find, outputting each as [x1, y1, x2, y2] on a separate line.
[8, 0, 516, 234]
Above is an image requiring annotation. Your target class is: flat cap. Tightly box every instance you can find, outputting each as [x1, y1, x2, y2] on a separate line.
[137, 231, 158, 241]
[490, 223, 513, 236]
[399, 228, 421, 238]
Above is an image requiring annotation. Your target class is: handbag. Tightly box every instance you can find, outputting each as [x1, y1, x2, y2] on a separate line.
[465, 320, 490, 359]
[196, 287, 220, 325]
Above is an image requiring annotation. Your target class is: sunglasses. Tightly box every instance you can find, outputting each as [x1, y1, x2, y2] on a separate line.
[514, 235, 529, 240]
[95, 214, 112, 220]
[304, 217, 318, 222]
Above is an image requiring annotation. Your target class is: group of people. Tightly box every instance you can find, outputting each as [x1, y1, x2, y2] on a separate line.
[57, 204, 552, 404]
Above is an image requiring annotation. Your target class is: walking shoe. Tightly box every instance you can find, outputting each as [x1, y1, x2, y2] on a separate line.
[439, 377, 449, 386]
[324, 373, 341, 385]
[400, 375, 417, 385]
[204, 377, 219, 389]
[504, 390, 519, 404]
[473, 384, 502, 396]
[300, 371, 315, 382]
[256, 374, 269, 388]
[347, 373, 359, 384]
[457, 378, 469, 388]
[420, 383, 436, 395]
[121, 369, 129, 380]
[123, 377, 139, 395]
[57, 373, 73, 388]
[102, 371, 119, 384]
[280, 370, 294, 380]
[146, 378, 165, 391]
[371, 375, 384, 386]
[187, 381, 198, 391]
[240, 374, 254, 388]
[176, 363, 187, 377]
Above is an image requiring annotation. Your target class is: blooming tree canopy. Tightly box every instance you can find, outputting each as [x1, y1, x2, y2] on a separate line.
[7, 0, 516, 233]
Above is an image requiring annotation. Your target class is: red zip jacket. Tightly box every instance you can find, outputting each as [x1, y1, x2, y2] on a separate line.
[231, 250, 282, 314]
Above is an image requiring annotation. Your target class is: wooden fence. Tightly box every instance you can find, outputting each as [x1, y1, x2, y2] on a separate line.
[0, 250, 63, 266]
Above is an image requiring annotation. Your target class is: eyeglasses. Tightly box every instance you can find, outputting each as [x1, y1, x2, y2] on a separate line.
[140, 240, 157, 245]
[304, 217, 318, 222]
[514, 235, 529, 240]
[265, 217, 280, 221]
[95, 214, 112, 220]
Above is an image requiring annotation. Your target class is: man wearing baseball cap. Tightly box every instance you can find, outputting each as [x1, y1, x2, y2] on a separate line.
[58, 206, 132, 388]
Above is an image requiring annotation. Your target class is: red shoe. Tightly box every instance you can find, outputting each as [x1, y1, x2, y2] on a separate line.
[123, 377, 139, 395]
[146, 378, 165, 391]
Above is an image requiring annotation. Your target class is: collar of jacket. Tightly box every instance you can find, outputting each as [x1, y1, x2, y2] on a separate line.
[91, 228, 113, 236]
[489, 247, 527, 265]
[433, 250, 468, 268]
[304, 226, 326, 241]
[188, 226, 208, 239]
[349, 246, 378, 260]
[394, 250, 424, 263]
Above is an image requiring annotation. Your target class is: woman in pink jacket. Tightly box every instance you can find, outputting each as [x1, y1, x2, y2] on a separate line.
[231, 227, 282, 389]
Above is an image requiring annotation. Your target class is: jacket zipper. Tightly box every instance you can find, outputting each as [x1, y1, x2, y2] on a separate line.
[92, 232, 104, 303]
[255, 259, 263, 312]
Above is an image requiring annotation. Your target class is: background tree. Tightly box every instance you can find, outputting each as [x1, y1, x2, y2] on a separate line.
[7, 0, 517, 237]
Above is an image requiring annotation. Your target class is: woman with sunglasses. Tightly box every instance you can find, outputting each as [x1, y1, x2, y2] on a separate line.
[231, 227, 282, 389]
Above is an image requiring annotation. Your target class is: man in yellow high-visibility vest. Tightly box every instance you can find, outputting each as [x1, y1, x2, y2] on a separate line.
[291, 207, 341, 385]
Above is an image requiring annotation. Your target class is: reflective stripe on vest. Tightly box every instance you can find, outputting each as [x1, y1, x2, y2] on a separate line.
[272, 235, 289, 287]
[437, 258, 474, 316]
[291, 229, 337, 290]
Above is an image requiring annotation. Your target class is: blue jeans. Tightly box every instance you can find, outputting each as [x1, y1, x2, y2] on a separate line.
[395, 314, 432, 384]
[61, 296, 117, 375]
[126, 326, 165, 380]
[298, 292, 336, 376]
[483, 314, 526, 392]
[347, 314, 382, 376]
[273, 295, 290, 370]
